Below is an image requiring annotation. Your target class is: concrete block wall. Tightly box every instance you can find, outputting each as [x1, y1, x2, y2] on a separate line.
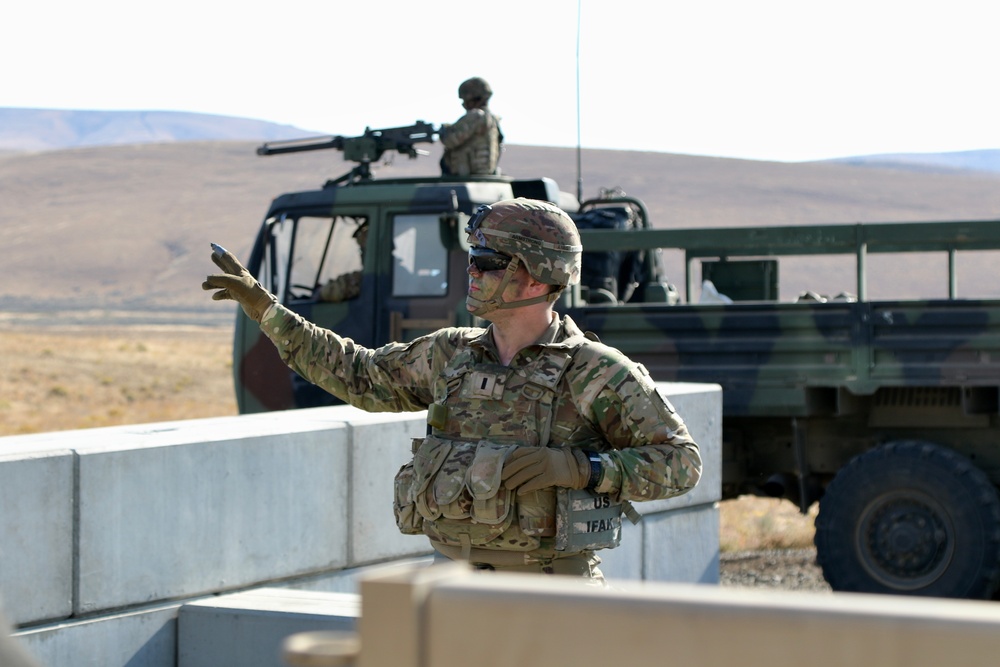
[178, 589, 359, 667]
[356, 562, 1000, 667]
[0, 382, 721, 667]
[0, 449, 74, 624]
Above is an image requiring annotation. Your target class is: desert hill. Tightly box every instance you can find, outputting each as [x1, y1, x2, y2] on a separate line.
[834, 149, 1000, 174]
[0, 108, 311, 152]
[5, 107, 1000, 174]
[3, 139, 1000, 326]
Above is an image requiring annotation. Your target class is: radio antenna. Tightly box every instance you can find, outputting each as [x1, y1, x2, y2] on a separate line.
[575, 0, 583, 203]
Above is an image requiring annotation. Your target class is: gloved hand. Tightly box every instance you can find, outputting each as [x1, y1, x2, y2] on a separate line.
[202, 243, 276, 323]
[501, 446, 590, 495]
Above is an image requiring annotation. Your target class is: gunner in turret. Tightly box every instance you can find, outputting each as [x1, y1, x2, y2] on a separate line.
[439, 77, 503, 176]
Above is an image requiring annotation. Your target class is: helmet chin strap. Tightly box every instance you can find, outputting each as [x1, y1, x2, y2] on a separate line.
[466, 257, 562, 317]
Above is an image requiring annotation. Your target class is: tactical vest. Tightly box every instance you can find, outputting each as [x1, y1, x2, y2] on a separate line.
[392, 331, 625, 557]
[444, 110, 500, 176]
[469, 110, 501, 175]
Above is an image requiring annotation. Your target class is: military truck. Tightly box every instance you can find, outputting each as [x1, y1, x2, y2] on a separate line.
[231, 123, 1000, 600]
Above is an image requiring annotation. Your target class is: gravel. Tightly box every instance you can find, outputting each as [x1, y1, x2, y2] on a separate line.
[719, 548, 832, 592]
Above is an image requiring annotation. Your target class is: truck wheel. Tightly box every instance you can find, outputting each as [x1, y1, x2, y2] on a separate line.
[814, 440, 1000, 599]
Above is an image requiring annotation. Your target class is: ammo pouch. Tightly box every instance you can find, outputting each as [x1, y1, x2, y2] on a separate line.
[395, 435, 531, 548]
[392, 458, 424, 535]
[394, 435, 584, 552]
[554, 488, 624, 552]
[393, 436, 623, 554]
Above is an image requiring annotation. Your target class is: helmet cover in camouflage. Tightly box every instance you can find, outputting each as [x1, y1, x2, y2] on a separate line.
[458, 77, 493, 103]
[467, 198, 582, 287]
[464, 198, 582, 316]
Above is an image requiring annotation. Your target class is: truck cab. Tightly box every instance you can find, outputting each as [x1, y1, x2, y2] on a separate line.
[235, 175, 596, 413]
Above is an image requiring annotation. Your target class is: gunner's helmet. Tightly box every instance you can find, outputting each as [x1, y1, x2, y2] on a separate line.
[458, 77, 493, 104]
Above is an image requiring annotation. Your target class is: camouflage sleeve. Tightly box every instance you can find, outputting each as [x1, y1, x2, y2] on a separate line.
[259, 303, 446, 412]
[568, 344, 702, 503]
[439, 109, 487, 148]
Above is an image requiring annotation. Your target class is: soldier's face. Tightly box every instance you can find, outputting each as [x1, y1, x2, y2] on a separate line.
[467, 259, 541, 318]
[467, 259, 512, 297]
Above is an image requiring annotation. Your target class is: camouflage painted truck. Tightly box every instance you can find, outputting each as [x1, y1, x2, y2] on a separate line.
[231, 124, 1000, 600]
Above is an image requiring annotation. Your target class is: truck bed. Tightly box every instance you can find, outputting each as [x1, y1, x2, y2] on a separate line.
[571, 298, 1000, 417]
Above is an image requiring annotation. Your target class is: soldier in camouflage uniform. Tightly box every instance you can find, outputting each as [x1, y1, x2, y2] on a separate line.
[439, 77, 503, 176]
[318, 223, 368, 303]
[203, 198, 701, 581]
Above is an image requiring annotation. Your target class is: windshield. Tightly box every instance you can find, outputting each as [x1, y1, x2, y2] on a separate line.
[262, 214, 368, 303]
[391, 214, 448, 297]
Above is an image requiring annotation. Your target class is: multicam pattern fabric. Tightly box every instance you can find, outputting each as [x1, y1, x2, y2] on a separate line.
[467, 199, 582, 288]
[260, 304, 702, 554]
[318, 271, 362, 302]
[439, 108, 501, 176]
[458, 76, 492, 101]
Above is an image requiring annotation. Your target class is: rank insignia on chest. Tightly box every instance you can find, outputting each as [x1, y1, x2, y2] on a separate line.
[467, 369, 505, 399]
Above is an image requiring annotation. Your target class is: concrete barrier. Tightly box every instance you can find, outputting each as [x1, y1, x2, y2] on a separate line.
[346, 562, 1000, 667]
[178, 589, 359, 667]
[0, 450, 74, 624]
[1, 381, 721, 666]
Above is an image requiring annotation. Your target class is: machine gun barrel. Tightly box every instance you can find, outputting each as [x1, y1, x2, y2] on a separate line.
[256, 135, 345, 156]
[257, 121, 438, 184]
[256, 121, 437, 159]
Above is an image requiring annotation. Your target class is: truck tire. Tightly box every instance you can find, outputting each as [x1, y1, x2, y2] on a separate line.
[814, 440, 1000, 599]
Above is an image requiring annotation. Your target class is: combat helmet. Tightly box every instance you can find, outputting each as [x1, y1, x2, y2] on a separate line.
[458, 77, 492, 104]
[465, 198, 582, 315]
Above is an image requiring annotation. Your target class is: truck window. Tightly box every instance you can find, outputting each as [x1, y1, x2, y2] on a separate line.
[392, 214, 448, 297]
[311, 217, 366, 303]
[263, 215, 368, 304]
[261, 215, 291, 300]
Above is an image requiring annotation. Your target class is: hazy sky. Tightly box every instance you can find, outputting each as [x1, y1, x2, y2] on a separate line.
[5, 0, 996, 162]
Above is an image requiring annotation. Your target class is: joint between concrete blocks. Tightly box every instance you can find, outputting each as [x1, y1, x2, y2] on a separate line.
[71, 451, 81, 617]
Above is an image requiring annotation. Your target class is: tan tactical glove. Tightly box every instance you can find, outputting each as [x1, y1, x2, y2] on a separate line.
[202, 243, 276, 323]
[501, 447, 590, 495]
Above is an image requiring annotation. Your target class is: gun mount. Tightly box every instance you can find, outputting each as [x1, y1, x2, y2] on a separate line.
[256, 121, 437, 185]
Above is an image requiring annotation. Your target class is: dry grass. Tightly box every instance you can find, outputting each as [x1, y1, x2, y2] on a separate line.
[720, 496, 817, 552]
[0, 326, 237, 436]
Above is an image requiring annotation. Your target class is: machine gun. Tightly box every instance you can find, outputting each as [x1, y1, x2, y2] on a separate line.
[256, 121, 437, 185]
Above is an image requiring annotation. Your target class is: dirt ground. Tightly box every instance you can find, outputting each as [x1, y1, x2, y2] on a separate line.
[720, 548, 831, 592]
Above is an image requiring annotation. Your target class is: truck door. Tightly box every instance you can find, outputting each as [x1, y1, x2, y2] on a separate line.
[377, 211, 470, 343]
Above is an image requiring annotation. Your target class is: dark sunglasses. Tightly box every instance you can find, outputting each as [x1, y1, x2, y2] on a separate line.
[468, 245, 513, 272]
